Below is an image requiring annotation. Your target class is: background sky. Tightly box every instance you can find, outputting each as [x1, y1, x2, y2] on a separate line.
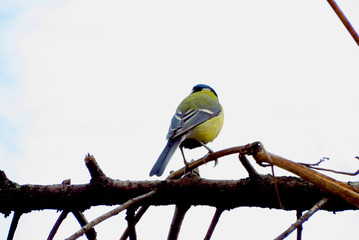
[1, 0, 359, 239]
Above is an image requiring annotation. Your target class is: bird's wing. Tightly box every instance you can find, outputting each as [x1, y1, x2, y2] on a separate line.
[167, 103, 221, 140]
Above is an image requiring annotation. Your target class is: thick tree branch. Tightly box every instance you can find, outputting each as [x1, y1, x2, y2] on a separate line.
[0, 171, 357, 214]
[2, 141, 359, 240]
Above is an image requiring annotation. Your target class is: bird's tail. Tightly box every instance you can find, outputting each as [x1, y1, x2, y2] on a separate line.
[149, 137, 182, 177]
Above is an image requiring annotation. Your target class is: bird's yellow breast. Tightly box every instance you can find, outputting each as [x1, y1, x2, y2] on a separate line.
[185, 105, 224, 145]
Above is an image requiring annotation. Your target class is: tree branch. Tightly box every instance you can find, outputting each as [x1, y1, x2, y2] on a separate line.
[7, 211, 22, 240]
[204, 208, 224, 240]
[125, 208, 137, 240]
[66, 190, 156, 240]
[0, 171, 357, 214]
[2, 142, 359, 240]
[238, 154, 260, 179]
[251, 142, 359, 208]
[119, 205, 150, 240]
[168, 205, 191, 240]
[72, 211, 97, 240]
[274, 197, 329, 240]
[84, 154, 106, 180]
[327, 0, 359, 46]
[296, 210, 303, 240]
[47, 211, 69, 240]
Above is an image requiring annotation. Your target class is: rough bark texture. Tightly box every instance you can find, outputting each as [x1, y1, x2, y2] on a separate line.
[0, 170, 356, 216]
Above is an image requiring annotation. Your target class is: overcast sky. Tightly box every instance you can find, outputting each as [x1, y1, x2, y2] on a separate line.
[1, 0, 359, 239]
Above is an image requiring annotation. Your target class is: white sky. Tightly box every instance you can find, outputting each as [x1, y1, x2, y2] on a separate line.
[1, 0, 359, 239]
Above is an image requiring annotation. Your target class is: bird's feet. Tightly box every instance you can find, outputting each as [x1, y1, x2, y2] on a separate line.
[183, 161, 190, 176]
[200, 142, 218, 166]
[203, 150, 218, 167]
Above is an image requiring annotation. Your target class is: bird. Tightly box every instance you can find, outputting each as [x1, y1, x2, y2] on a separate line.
[149, 84, 224, 177]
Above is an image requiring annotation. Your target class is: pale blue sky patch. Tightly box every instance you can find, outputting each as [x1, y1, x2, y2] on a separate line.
[0, 6, 20, 87]
[1, 1, 359, 239]
[0, 114, 22, 156]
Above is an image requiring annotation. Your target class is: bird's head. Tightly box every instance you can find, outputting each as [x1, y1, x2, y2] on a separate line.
[191, 84, 218, 97]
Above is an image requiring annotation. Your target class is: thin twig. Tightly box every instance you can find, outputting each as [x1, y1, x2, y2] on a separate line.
[168, 205, 191, 240]
[7, 211, 22, 240]
[259, 145, 284, 209]
[167, 143, 257, 179]
[119, 205, 150, 240]
[298, 157, 328, 167]
[126, 208, 137, 240]
[204, 208, 224, 240]
[66, 190, 156, 240]
[299, 157, 359, 176]
[270, 164, 284, 209]
[47, 211, 69, 240]
[296, 210, 302, 240]
[72, 211, 97, 240]
[303, 166, 359, 176]
[274, 197, 329, 240]
[327, 0, 359, 46]
[238, 154, 261, 178]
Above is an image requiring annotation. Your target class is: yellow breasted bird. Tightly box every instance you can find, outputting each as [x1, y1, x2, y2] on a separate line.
[149, 84, 224, 177]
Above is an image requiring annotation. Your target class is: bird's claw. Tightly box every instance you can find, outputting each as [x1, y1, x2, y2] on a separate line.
[203, 152, 218, 167]
[183, 163, 189, 176]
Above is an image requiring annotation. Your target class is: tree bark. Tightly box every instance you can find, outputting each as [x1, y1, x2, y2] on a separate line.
[0, 170, 356, 215]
